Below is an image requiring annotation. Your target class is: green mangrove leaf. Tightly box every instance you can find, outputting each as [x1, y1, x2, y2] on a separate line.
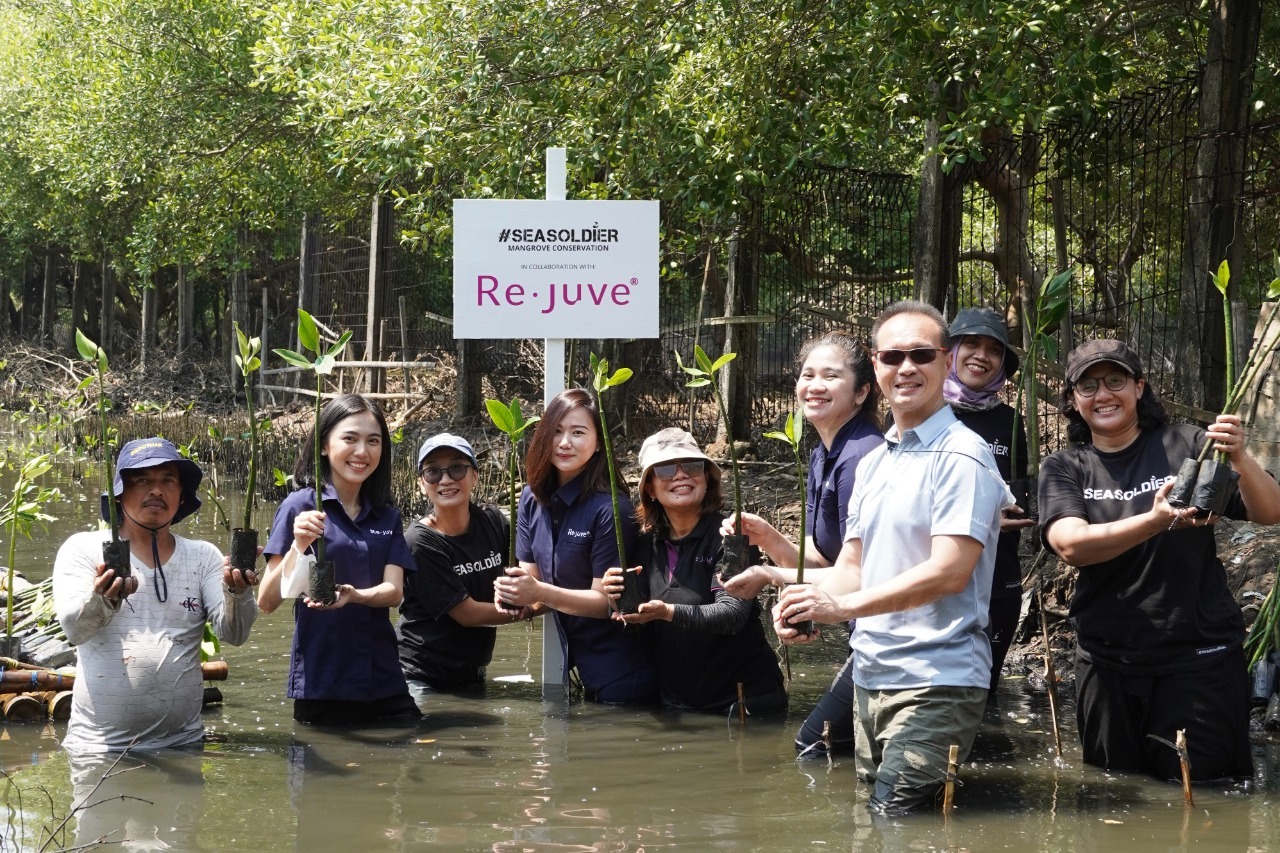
[75, 376, 94, 392]
[273, 348, 313, 370]
[1267, 277, 1280, 300]
[486, 398, 517, 434]
[607, 367, 632, 386]
[74, 328, 98, 361]
[694, 345, 713, 374]
[710, 352, 736, 373]
[297, 310, 320, 353]
[685, 377, 711, 388]
[326, 330, 354, 358]
[1211, 259, 1230, 296]
[674, 350, 701, 377]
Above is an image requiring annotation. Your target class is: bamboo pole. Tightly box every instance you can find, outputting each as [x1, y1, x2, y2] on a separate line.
[0, 669, 74, 694]
[942, 744, 960, 813]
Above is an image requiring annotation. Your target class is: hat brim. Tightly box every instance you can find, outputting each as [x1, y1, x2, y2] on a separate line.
[101, 457, 204, 527]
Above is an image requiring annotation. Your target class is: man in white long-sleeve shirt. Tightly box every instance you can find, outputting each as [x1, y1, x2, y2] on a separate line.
[53, 437, 258, 753]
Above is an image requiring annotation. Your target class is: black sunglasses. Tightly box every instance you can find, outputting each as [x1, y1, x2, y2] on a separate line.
[652, 460, 706, 481]
[874, 347, 947, 366]
[420, 462, 473, 484]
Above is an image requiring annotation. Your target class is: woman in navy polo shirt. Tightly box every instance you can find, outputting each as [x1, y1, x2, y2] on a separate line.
[258, 394, 418, 724]
[494, 388, 658, 704]
[723, 330, 883, 755]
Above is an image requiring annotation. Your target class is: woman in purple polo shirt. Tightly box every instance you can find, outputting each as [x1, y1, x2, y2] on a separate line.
[723, 330, 883, 755]
[494, 388, 657, 704]
[258, 394, 418, 724]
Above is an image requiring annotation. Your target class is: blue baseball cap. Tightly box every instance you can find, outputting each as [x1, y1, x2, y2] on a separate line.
[949, 306, 1020, 376]
[415, 433, 478, 471]
[100, 437, 204, 526]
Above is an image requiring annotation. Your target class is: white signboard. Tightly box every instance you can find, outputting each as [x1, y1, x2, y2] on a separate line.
[453, 199, 659, 339]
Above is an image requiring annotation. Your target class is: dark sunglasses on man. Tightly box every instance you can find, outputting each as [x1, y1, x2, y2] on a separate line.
[874, 347, 947, 366]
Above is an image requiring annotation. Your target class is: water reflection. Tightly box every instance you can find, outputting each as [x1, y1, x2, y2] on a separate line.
[68, 749, 205, 852]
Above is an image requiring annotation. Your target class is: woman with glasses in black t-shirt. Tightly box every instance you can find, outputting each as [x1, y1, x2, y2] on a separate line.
[1039, 339, 1280, 781]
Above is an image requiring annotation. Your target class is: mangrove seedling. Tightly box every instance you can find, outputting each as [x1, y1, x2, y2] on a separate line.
[75, 329, 130, 582]
[2, 454, 58, 658]
[273, 309, 353, 604]
[764, 408, 812, 636]
[1169, 261, 1280, 514]
[230, 322, 264, 575]
[589, 353, 645, 613]
[485, 396, 539, 613]
[677, 344, 749, 580]
[1008, 267, 1072, 515]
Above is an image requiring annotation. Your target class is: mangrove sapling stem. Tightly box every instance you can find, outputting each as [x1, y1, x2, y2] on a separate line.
[234, 322, 262, 532]
[589, 354, 633, 581]
[273, 310, 353, 567]
[1037, 586, 1064, 759]
[484, 398, 538, 612]
[737, 682, 746, 725]
[75, 330, 118, 543]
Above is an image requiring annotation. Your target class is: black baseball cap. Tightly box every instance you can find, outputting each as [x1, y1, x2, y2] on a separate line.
[1065, 339, 1144, 385]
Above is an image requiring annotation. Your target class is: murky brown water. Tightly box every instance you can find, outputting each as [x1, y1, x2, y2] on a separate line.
[4, 469, 1280, 851]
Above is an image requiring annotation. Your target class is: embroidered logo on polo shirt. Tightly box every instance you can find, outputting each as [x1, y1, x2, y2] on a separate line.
[565, 528, 590, 539]
[180, 597, 200, 613]
[366, 528, 394, 536]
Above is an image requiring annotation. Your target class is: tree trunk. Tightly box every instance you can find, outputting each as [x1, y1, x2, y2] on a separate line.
[100, 253, 114, 351]
[40, 247, 58, 343]
[720, 225, 756, 446]
[975, 128, 1044, 349]
[177, 263, 194, 359]
[1176, 0, 1260, 410]
[914, 81, 963, 312]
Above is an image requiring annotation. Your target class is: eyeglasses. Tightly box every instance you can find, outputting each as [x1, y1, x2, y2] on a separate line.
[1074, 372, 1131, 397]
[420, 462, 473, 483]
[874, 347, 947, 366]
[652, 460, 706, 481]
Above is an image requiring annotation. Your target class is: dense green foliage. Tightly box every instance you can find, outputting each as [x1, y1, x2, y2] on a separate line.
[0, 0, 1269, 352]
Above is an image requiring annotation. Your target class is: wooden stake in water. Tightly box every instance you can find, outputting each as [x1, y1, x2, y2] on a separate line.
[1176, 729, 1193, 806]
[1037, 587, 1065, 758]
[737, 682, 746, 725]
[942, 744, 960, 813]
[822, 720, 833, 769]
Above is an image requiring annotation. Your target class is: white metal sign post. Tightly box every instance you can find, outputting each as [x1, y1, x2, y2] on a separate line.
[453, 148, 659, 699]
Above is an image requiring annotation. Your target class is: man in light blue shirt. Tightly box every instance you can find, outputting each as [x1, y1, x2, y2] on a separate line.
[777, 300, 1010, 814]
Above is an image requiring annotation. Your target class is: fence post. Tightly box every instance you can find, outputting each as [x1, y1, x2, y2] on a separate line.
[365, 195, 385, 395]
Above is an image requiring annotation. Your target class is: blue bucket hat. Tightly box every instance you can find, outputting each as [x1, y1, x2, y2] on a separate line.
[100, 437, 204, 526]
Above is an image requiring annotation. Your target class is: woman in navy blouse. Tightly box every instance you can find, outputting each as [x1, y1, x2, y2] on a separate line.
[494, 388, 657, 704]
[724, 331, 883, 755]
[257, 394, 417, 724]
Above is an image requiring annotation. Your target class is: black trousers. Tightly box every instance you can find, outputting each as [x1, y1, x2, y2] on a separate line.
[1075, 645, 1252, 781]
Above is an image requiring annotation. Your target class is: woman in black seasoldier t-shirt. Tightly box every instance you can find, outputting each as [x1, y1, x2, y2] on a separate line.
[398, 433, 532, 706]
[1039, 339, 1280, 782]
